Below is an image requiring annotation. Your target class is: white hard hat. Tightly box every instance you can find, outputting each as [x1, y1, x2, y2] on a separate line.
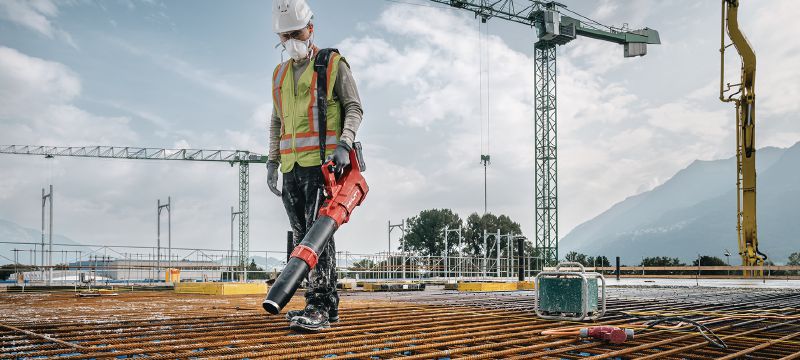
[272, 0, 313, 33]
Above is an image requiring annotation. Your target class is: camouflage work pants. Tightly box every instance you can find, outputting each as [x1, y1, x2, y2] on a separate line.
[281, 165, 338, 313]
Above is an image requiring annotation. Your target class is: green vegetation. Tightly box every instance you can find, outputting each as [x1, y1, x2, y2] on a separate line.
[563, 252, 611, 268]
[692, 255, 727, 267]
[401, 209, 526, 258]
[788, 252, 800, 266]
[641, 256, 684, 267]
[402, 209, 462, 256]
[351, 259, 375, 270]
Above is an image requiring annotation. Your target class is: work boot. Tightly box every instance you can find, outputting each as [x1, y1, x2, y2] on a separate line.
[289, 304, 330, 332]
[328, 292, 339, 322]
[285, 309, 304, 321]
[285, 303, 338, 323]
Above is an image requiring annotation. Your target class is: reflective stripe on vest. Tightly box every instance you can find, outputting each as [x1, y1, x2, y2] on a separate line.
[279, 131, 338, 154]
[272, 62, 291, 134]
[272, 54, 345, 173]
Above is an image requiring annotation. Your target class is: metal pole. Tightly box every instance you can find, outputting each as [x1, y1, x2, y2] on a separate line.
[483, 229, 487, 278]
[401, 219, 406, 280]
[168, 196, 171, 273]
[516, 236, 525, 282]
[388, 220, 392, 278]
[41, 188, 45, 283]
[157, 199, 161, 282]
[443, 227, 448, 279]
[230, 207, 235, 282]
[48, 185, 53, 286]
[507, 234, 512, 278]
[458, 226, 462, 278]
[495, 230, 500, 278]
[387, 220, 391, 259]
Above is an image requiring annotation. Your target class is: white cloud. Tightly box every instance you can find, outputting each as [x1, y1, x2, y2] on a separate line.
[0, 0, 57, 37]
[0, 0, 77, 48]
[750, 1, 800, 117]
[0, 46, 80, 118]
[0, 46, 288, 259]
[105, 37, 261, 105]
[335, 2, 796, 242]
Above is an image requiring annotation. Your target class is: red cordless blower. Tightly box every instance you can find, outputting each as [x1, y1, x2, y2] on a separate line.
[262, 143, 369, 315]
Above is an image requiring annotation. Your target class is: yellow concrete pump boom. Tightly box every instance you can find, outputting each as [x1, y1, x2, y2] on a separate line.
[720, 0, 765, 274]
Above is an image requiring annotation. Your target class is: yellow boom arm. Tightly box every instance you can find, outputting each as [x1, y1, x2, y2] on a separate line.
[720, 0, 764, 274]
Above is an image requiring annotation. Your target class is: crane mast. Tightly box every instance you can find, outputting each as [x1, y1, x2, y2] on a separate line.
[0, 145, 267, 280]
[429, 0, 660, 267]
[720, 0, 764, 275]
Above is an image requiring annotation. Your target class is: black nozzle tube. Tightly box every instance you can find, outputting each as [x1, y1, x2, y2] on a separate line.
[286, 230, 293, 263]
[263, 216, 338, 315]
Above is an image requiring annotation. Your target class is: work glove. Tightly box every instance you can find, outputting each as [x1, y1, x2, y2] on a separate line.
[267, 160, 281, 197]
[328, 140, 351, 174]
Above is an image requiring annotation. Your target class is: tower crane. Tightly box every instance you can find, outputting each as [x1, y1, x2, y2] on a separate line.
[0, 145, 266, 280]
[720, 0, 764, 275]
[428, 0, 660, 266]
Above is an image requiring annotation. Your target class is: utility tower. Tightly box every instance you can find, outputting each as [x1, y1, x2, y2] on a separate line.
[429, 0, 660, 266]
[0, 145, 266, 277]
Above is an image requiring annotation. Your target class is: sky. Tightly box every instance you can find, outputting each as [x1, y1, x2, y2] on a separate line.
[1, 0, 799, 258]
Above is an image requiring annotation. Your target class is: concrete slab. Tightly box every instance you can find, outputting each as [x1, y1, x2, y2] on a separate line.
[174, 282, 267, 295]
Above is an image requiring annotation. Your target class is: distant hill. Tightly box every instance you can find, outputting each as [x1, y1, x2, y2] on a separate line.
[560, 142, 800, 264]
[0, 218, 90, 265]
[249, 255, 286, 271]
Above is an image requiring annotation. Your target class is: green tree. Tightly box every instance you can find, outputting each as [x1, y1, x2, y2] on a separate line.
[692, 255, 727, 266]
[594, 256, 611, 267]
[641, 256, 685, 267]
[463, 212, 523, 258]
[564, 251, 590, 266]
[247, 259, 267, 280]
[352, 259, 375, 269]
[401, 209, 463, 256]
[788, 252, 800, 266]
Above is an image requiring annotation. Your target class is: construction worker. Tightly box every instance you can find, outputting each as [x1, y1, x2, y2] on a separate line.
[267, 0, 363, 332]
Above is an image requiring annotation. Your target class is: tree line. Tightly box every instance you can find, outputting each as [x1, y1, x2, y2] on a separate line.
[399, 209, 539, 258]
[562, 251, 800, 276]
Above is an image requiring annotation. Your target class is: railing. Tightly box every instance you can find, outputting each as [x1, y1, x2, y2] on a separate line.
[3, 241, 799, 286]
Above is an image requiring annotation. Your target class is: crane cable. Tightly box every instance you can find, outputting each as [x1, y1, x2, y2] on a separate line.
[478, 18, 483, 156]
[478, 18, 491, 158]
[478, 17, 492, 215]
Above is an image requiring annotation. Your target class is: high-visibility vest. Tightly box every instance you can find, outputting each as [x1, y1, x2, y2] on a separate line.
[272, 54, 345, 173]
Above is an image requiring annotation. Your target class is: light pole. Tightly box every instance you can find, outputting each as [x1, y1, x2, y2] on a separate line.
[157, 197, 171, 282]
[231, 207, 242, 281]
[724, 249, 731, 276]
[41, 185, 53, 286]
[480, 154, 490, 214]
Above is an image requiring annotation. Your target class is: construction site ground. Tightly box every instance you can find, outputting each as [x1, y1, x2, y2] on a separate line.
[2, 283, 800, 359]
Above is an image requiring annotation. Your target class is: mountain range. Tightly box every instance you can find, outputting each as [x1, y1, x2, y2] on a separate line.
[0, 218, 90, 265]
[560, 142, 800, 264]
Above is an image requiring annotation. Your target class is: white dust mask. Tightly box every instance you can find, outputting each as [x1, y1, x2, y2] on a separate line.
[284, 38, 311, 61]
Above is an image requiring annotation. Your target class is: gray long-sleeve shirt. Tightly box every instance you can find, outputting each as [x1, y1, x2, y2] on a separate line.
[268, 57, 363, 162]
